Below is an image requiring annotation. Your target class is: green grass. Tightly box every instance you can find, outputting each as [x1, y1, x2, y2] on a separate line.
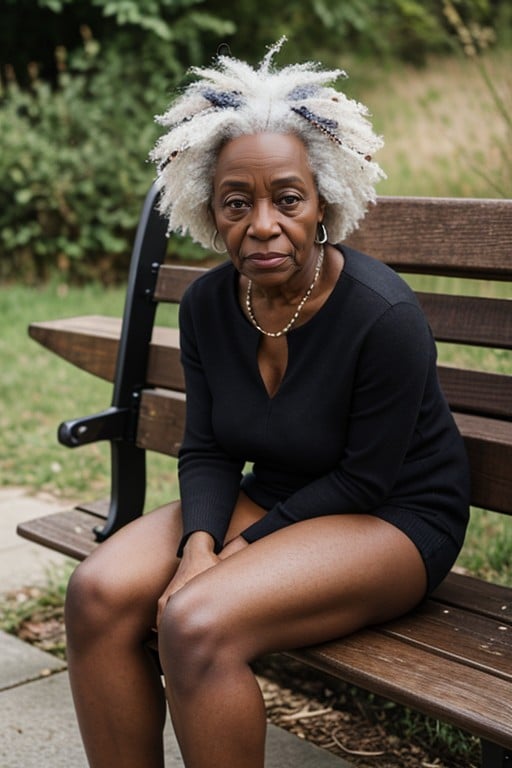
[0, 281, 178, 510]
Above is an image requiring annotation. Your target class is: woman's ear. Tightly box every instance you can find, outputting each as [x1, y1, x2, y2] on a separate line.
[318, 196, 326, 223]
[208, 202, 217, 227]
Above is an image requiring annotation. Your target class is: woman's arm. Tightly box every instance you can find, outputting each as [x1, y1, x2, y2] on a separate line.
[177, 292, 244, 556]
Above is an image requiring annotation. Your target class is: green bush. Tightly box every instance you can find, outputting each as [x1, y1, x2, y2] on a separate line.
[1, 42, 157, 282]
[0, 3, 232, 283]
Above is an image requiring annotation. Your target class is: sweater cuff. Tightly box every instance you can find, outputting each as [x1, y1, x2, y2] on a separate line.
[240, 503, 291, 543]
[176, 529, 222, 558]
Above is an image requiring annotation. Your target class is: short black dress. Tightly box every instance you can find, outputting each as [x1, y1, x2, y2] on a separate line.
[177, 247, 470, 593]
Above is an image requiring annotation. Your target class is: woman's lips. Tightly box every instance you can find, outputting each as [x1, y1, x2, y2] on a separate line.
[245, 253, 290, 269]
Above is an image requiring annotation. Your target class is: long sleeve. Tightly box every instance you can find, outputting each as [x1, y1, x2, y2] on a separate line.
[177, 290, 244, 556]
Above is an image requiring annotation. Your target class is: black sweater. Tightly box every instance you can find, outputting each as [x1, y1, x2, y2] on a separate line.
[177, 246, 470, 557]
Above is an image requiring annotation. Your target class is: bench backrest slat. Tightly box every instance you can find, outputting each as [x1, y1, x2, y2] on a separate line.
[455, 413, 512, 515]
[155, 270, 512, 348]
[154, 265, 206, 303]
[146, 328, 183, 390]
[141, 356, 510, 421]
[138, 389, 185, 455]
[134, 389, 512, 517]
[438, 368, 511, 421]
[417, 293, 512, 349]
[345, 197, 512, 280]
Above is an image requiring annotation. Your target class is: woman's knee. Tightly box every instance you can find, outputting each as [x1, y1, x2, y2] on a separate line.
[65, 558, 126, 647]
[158, 585, 236, 693]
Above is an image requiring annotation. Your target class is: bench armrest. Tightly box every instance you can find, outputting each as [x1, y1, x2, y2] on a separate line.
[57, 406, 146, 540]
[58, 407, 130, 447]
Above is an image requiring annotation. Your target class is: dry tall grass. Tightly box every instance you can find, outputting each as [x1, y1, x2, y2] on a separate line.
[356, 49, 511, 198]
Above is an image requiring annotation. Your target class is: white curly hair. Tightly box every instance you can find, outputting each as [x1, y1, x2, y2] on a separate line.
[150, 39, 385, 248]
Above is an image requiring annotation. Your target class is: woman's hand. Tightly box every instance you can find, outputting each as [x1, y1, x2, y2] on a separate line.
[155, 533, 249, 628]
[219, 535, 249, 560]
[156, 532, 219, 627]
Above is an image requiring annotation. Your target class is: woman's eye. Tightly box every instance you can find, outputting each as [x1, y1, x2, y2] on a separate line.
[226, 198, 248, 209]
[279, 194, 301, 206]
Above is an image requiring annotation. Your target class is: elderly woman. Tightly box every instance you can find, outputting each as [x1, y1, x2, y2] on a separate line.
[65, 41, 470, 768]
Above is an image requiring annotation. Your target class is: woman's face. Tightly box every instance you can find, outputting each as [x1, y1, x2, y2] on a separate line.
[211, 133, 325, 289]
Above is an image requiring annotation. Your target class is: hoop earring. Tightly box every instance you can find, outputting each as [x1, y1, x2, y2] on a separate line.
[212, 230, 227, 254]
[315, 222, 328, 245]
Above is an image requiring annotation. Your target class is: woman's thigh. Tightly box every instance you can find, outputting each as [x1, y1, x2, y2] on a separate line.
[164, 514, 428, 658]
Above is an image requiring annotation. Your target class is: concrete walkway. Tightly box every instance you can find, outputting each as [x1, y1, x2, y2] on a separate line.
[0, 487, 349, 767]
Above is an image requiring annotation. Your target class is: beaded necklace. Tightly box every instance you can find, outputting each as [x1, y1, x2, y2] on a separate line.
[245, 246, 324, 338]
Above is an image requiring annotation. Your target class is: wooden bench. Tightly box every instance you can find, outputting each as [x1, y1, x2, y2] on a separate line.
[18, 184, 512, 767]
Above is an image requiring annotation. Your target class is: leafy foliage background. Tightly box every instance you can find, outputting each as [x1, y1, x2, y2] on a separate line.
[1, 0, 510, 283]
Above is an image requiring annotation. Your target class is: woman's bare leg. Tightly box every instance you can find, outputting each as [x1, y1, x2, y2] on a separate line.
[158, 514, 427, 768]
[64, 493, 265, 768]
[65, 503, 183, 768]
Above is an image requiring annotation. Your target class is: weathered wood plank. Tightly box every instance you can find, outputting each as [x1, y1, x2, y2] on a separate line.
[29, 317, 183, 389]
[134, 390, 512, 515]
[289, 629, 512, 749]
[346, 197, 512, 279]
[382, 599, 512, 681]
[154, 264, 206, 303]
[417, 293, 512, 349]
[146, 328, 183, 390]
[27, 317, 512, 512]
[136, 388, 186, 455]
[29, 316, 122, 381]
[433, 571, 512, 622]
[454, 413, 512, 515]
[438, 367, 512, 420]
[155, 271, 512, 351]
[28, 316, 512, 419]
[16, 505, 105, 560]
[154, 199, 512, 302]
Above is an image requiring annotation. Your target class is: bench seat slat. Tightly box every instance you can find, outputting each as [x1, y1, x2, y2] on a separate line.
[433, 571, 512, 621]
[381, 599, 512, 681]
[16, 506, 105, 560]
[289, 628, 512, 749]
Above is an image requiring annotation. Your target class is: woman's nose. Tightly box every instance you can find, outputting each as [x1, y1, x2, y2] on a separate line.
[248, 200, 280, 238]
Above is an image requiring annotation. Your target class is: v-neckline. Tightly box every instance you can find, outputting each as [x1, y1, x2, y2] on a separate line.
[231, 246, 347, 398]
[256, 334, 289, 399]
